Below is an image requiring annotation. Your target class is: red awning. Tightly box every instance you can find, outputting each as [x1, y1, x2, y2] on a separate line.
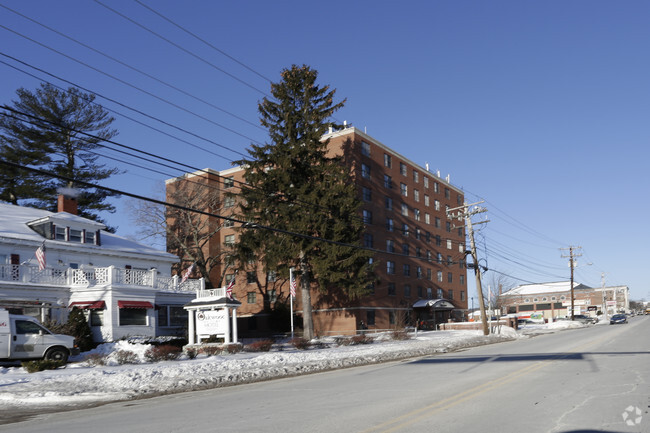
[117, 300, 154, 309]
[69, 301, 106, 310]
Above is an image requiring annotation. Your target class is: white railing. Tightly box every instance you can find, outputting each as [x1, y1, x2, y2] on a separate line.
[0, 264, 203, 293]
[196, 287, 226, 299]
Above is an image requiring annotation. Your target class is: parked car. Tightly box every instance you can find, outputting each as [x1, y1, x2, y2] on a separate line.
[572, 314, 597, 324]
[610, 314, 628, 325]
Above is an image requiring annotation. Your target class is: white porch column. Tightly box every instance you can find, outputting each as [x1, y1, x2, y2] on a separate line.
[224, 307, 231, 344]
[232, 308, 238, 343]
[188, 309, 196, 345]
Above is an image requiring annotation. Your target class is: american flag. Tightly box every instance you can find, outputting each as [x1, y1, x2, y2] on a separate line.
[181, 263, 195, 283]
[290, 275, 297, 298]
[226, 278, 235, 299]
[35, 243, 46, 271]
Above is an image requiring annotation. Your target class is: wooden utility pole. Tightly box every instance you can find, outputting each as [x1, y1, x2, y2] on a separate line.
[561, 246, 582, 320]
[448, 202, 489, 335]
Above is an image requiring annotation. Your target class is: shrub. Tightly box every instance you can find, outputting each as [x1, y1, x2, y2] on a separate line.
[144, 344, 182, 362]
[223, 343, 242, 354]
[199, 345, 222, 357]
[115, 350, 139, 365]
[245, 339, 274, 352]
[66, 307, 95, 352]
[391, 330, 410, 341]
[21, 359, 65, 373]
[351, 334, 374, 345]
[185, 347, 198, 359]
[289, 337, 311, 350]
[84, 353, 107, 366]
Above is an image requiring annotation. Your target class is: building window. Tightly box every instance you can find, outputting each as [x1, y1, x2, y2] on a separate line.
[403, 264, 411, 276]
[404, 285, 411, 297]
[425, 213, 430, 224]
[424, 195, 430, 206]
[460, 290, 466, 301]
[447, 240, 452, 249]
[415, 228, 421, 240]
[385, 196, 393, 210]
[437, 288, 443, 298]
[445, 188, 450, 199]
[402, 224, 409, 237]
[364, 233, 374, 248]
[418, 286, 424, 298]
[457, 194, 463, 205]
[158, 306, 187, 327]
[437, 271, 443, 282]
[247, 292, 256, 304]
[414, 209, 421, 221]
[384, 174, 392, 189]
[362, 210, 372, 224]
[427, 268, 432, 280]
[446, 222, 451, 232]
[459, 243, 464, 253]
[361, 141, 371, 156]
[362, 187, 372, 201]
[460, 275, 465, 285]
[361, 163, 371, 179]
[416, 247, 421, 258]
[416, 266, 422, 278]
[384, 153, 392, 168]
[224, 234, 235, 246]
[69, 229, 82, 243]
[436, 235, 441, 246]
[367, 310, 376, 326]
[413, 171, 419, 183]
[414, 189, 420, 202]
[402, 243, 409, 256]
[447, 273, 453, 283]
[400, 162, 407, 176]
[387, 261, 395, 274]
[389, 311, 396, 325]
[386, 218, 394, 232]
[55, 226, 66, 241]
[85, 231, 96, 245]
[448, 290, 454, 300]
[434, 217, 440, 228]
[447, 255, 452, 265]
[423, 176, 429, 189]
[434, 182, 439, 193]
[434, 200, 440, 211]
[386, 239, 395, 253]
[401, 203, 409, 217]
[388, 283, 396, 296]
[400, 183, 408, 197]
[426, 231, 431, 243]
[90, 310, 104, 326]
[119, 308, 147, 326]
[247, 271, 256, 284]
[427, 250, 432, 261]
[224, 196, 235, 208]
[224, 176, 234, 188]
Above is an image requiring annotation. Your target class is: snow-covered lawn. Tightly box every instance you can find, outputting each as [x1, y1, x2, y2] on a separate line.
[0, 322, 584, 412]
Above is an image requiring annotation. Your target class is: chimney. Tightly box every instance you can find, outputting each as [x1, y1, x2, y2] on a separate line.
[58, 194, 78, 215]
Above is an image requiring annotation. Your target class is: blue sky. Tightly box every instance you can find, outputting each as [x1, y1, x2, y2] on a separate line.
[1, 1, 648, 301]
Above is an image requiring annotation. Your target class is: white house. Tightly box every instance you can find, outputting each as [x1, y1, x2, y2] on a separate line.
[0, 196, 200, 343]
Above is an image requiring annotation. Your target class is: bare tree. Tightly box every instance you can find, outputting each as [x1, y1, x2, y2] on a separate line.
[128, 176, 231, 288]
[483, 272, 514, 315]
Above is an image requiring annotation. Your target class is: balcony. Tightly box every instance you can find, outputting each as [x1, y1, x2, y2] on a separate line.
[0, 264, 203, 293]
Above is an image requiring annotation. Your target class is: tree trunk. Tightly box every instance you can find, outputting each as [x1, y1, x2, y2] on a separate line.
[300, 251, 314, 340]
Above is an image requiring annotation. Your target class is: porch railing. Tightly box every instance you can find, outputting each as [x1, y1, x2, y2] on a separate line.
[0, 264, 203, 293]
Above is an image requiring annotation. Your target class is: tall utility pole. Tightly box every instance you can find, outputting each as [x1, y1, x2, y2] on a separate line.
[561, 246, 582, 320]
[448, 201, 489, 335]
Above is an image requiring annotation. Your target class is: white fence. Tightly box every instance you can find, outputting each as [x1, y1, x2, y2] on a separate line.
[0, 264, 202, 293]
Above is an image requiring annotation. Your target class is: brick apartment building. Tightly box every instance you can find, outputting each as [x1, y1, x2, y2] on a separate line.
[166, 126, 468, 336]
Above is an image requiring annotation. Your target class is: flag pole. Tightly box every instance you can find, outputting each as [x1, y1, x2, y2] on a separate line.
[290, 267, 294, 340]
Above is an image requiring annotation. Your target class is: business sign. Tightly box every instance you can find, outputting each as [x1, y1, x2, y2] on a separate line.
[606, 301, 617, 307]
[195, 310, 227, 335]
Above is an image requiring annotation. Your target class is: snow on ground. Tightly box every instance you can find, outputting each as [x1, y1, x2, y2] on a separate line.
[0, 322, 583, 412]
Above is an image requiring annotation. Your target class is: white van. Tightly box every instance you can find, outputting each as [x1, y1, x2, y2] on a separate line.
[0, 308, 79, 363]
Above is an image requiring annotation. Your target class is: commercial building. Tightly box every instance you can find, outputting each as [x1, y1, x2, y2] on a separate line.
[166, 126, 468, 336]
[498, 281, 630, 320]
[0, 196, 197, 342]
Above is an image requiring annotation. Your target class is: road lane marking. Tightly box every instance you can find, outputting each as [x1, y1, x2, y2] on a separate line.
[362, 336, 610, 433]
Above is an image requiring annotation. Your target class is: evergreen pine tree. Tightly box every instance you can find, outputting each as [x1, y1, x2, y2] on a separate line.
[234, 65, 375, 339]
[65, 307, 94, 352]
[0, 83, 120, 229]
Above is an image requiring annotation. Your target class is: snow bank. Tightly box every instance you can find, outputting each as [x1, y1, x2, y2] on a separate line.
[0, 327, 526, 411]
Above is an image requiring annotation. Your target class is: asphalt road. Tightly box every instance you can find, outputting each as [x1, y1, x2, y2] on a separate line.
[3, 316, 649, 433]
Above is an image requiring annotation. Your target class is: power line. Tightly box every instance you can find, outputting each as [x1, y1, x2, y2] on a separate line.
[133, 0, 273, 83]
[0, 3, 265, 133]
[93, 0, 268, 96]
[0, 25, 263, 145]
